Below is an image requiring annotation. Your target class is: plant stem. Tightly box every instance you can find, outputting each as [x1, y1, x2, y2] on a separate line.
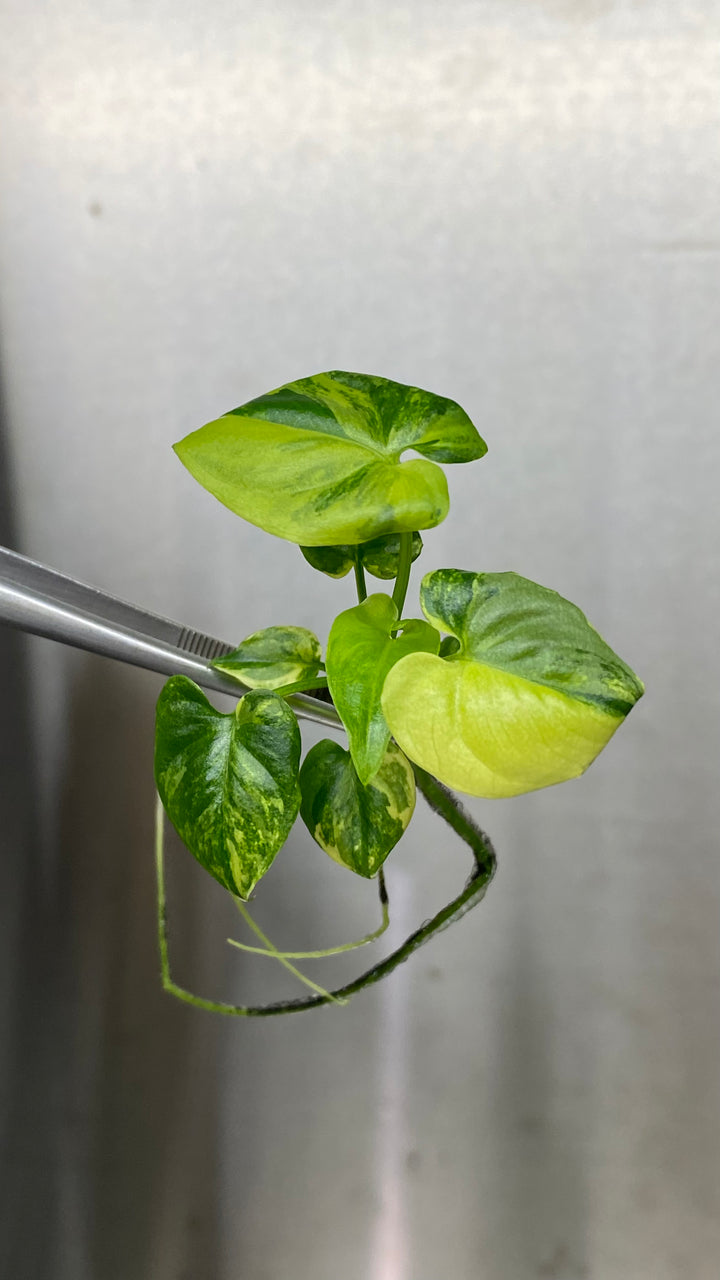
[277, 674, 329, 697]
[353, 547, 367, 602]
[155, 794, 343, 1009]
[156, 774, 497, 1018]
[228, 869, 389, 959]
[233, 896, 346, 1003]
[391, 531, 413, 616]
[412, 766, 496, 880]
[156, 794, 250, 1017]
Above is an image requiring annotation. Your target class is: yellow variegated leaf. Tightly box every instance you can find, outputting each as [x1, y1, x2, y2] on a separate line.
[299, 739, 415, 877]
[174, 371, 486, 546]
[381, 569, 644, 798]
[212, 625, 321, 690]
[154, 677, 301, 898]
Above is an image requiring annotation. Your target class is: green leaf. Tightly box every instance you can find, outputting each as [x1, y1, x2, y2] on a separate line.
[300, 531, 424, 581]
[361, 531, 423, 579]
[211, 625, 322, 690]
[299, 545, 355, 578]
[325, 593, 440, 784]
[174, 370, 486, 546]
[381, 569, 644, 799]
[439, 634, 461, 657]
[299, 739, 415, 877]
[154, 677, 301, 898]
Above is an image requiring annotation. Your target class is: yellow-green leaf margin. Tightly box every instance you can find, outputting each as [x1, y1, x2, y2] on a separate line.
[381, 569, 644, 798]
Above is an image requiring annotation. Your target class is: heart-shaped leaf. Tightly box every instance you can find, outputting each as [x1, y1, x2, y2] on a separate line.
[300, 531, 424, 581]
[174, 371, 486, 547]
[326, 593, 440, 784]
[299, 739, 415, 877]
[381, 569, 644, 798]
[211, 625, 322, 690]
[154, 677, 301, 898]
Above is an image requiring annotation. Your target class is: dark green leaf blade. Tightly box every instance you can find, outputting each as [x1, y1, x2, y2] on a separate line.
[174, 371, 486, 546]
[300, 531, 423, 581]
[325, 593, 440, 784]
[300, 545, 354, 578]
[231, 370, 486, 462]
[154, 677, 301, 898]
[299, 739, 415, 877]
[211, 625, 322, 689]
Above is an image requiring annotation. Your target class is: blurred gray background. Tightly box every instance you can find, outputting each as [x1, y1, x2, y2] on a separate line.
[1, 2, 719, 1277]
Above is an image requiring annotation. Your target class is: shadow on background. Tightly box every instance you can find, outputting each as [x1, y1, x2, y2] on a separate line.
[0, 368, 57, 1277]
[55, 658, 224, 1280]
[0, 388, 225, 1278]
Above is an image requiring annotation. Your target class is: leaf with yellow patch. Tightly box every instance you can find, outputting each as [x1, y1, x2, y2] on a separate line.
[154, 677, 301, 898]
[381, 569, 644, 798]
[299, 739, 415, 878]
[211, 625, 322, 690]
[174, 370, 486, 546]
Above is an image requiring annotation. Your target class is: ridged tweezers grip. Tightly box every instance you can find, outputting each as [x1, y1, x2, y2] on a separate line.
[176, 627, 233, 662]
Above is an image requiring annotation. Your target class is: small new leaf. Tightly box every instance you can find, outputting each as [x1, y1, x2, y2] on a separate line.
[299, 545, 355, 579]
[300, 739, 416, 877]
[174, 370, 486, 546]
[326, 593, 440, 784]
[381, 569, 644, 798]
[211, 625, 322, 690]
[154, 677, 301, 898]
[300, 531, 423, 581]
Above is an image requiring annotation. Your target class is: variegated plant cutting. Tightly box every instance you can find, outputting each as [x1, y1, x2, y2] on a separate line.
[154, 370, 643, 1016]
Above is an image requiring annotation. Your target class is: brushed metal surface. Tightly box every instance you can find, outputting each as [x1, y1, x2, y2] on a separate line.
[0, 545, 342, 725]
[1, 3, 719, 1277]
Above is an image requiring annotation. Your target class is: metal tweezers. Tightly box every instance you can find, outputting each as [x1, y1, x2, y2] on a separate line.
[0, 545, 341, 729]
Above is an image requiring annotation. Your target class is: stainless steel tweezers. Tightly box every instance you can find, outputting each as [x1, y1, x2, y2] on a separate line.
[0, 545, 341, 729]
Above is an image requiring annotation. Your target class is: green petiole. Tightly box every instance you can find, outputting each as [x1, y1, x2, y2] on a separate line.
[276, 674, 329, 697]
[155, 776, 497, 1018]
[352, 546, 367, 603]
[232, 895, 347, 1004]
[391, 531, 413, 616]
[227, 870, 389, 960]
